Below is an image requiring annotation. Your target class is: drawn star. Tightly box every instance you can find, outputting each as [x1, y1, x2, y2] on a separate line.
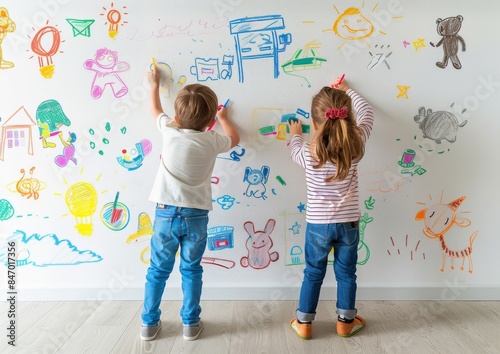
[413, 38, 425, 51]
[403, 40, 410, 48]
[288, 221, 301, 235]
[297, 202, 306, 213]
[396, 85, 411, 99]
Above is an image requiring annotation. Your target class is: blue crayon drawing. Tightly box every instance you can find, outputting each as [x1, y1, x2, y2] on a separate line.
[229, 15, 292, 83]
[243, 165, 270, 200]
[190, 55, 234, 82]
[207, 226, 234, 251]
[216, 194, 236, 210]
[218, 144, 246, 162]
[0, 230, 103, 267]
[117, 139, 152, 171]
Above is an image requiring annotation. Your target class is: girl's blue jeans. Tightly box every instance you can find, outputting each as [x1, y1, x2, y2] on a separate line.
[142, 205, 209, 326]
[297, 221, 359, 322]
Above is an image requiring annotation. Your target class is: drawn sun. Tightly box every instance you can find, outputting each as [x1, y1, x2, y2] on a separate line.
[323, 2, 403, 49]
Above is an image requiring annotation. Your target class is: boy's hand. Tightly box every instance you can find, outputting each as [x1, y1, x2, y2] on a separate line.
[288, 119, 302, 137]
[216, 106, 228, 121]
[147, 66, 160, 89]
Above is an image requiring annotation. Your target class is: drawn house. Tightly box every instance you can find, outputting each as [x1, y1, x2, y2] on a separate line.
[229, 15, 292, 83]
[0, 106, 36, 161]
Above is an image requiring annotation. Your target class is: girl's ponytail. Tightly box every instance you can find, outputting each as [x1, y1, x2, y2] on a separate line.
[311, 87, 365, 181]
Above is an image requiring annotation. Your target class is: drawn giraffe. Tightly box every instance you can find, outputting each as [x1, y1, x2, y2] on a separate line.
[415, 196, 478, 273]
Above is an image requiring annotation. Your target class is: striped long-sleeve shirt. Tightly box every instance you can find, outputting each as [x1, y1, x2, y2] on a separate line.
[290, 89, 374, 224]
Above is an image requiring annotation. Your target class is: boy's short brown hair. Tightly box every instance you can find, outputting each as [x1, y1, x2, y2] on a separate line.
[174, 84, 218, 131]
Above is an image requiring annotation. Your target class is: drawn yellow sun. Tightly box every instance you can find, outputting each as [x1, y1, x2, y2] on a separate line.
[323, 2, 403, 49]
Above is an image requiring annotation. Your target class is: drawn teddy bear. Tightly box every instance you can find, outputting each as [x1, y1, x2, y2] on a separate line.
[240, 219, 279, 269]
[430, 15, 466, 69]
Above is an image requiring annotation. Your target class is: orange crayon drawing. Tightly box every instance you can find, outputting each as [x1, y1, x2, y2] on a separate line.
[415, 194, 479, 273]
[0, 7, 16, 69]
[324, 2, 403, 50]
[9, 167, 46, 200]
[100, 2, 128, 39]
[0, 106, 36, 161]
[28, 23, 64, 78]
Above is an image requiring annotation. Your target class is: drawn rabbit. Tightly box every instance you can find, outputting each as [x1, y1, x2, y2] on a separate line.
[240, 219, 279, 269]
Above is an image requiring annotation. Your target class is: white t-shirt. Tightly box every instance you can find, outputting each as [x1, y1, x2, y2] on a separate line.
[149, 113, 232, 210]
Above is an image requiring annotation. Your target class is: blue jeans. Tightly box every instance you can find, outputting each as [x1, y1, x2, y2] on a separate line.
[297, 221, 359, 322]
[142, 205, 209, 326]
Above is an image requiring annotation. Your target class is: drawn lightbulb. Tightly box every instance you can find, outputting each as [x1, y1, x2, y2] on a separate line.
[30, 26, 61, 78]
[65, 182, 98, 236]
[107, 9, 121, 39]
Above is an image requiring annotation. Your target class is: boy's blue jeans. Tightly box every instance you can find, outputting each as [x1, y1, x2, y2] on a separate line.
[297, 221, 359, 322]
[142, 205, 209, 326]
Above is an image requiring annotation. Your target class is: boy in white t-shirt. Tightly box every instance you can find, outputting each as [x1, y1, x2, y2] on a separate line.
[140, 66, 239, 341]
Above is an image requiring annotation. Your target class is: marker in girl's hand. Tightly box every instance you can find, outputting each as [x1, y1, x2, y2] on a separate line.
[338, 74, 345, 85]
[151, 57, 157, 68]
[331, 74, 345, 88]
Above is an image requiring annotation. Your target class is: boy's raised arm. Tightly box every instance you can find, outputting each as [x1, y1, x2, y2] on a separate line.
[216, 107, 240, 148]
[147, 66, 163, 119]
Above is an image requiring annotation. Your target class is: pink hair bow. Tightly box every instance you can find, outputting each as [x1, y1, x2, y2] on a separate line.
[325, 106, 347, 119]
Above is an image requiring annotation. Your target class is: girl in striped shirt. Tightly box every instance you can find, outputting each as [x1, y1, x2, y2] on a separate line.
[289, 77, 374, 340]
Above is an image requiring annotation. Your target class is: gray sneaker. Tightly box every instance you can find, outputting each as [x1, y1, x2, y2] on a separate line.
[140, 321, 161, 341]
[183, 321, 204, 341]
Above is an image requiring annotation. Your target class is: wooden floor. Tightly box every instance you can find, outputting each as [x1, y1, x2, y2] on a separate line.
[1, 300, 499, 353]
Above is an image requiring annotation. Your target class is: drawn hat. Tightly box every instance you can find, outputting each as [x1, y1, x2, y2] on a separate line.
[448, 196, 466, 211]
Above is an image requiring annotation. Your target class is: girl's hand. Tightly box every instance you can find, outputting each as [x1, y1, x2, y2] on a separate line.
[288, 119, 302, 137]
[331, 76, 349, 91]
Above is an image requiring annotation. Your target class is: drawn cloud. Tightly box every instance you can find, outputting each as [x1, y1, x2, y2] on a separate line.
[0, 230, 103, 267]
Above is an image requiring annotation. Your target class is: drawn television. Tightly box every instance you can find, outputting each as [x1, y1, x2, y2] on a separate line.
[229, 15, 292, 83]
[207, 226, 234, 251]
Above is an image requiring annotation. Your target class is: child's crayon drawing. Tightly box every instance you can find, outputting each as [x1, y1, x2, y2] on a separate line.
[415, 194, 479, 273]
[28, 24, 63, 78]
[430, 16, 466, 70]
[65, 182, 98, 237]
[36, 100, 72, 149]
[66, 18, 95, 37]
[7, 167, 46, 200]
[0, 8, 16, 69]
[241, 219, 279, 269]
[243, 165, 270, 200]
[414, 105, 467, 144]
[0, 230, 103, 267]
[229, 15, 292, 83]
[0, 199, 15, 221]
[0, 107, 36, 161]
[84, 48, 130, 99]
[100, 2, 128, 39]
[126, 212, 153, 264]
